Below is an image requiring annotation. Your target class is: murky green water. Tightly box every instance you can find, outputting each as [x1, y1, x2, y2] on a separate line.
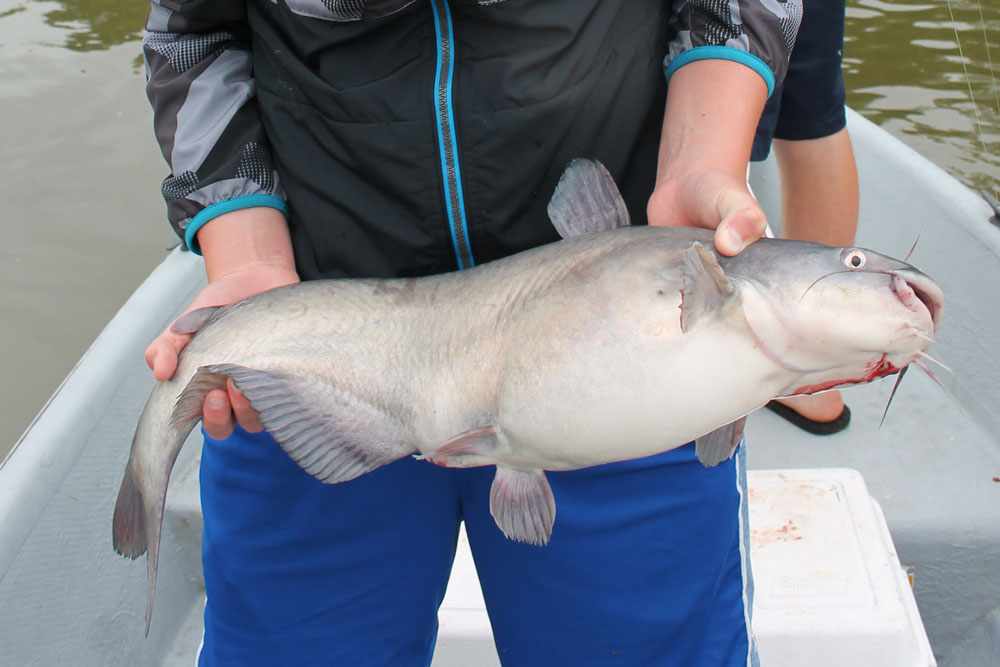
[845, 0, 1000, 195]
[1, 0, 999, 456]
[11, 0, 146, 50]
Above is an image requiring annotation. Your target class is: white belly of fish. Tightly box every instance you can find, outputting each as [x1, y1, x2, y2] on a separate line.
[475, 316, 787, 471]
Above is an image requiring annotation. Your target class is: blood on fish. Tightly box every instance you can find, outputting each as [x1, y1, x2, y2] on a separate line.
[792, 356, 900, 395]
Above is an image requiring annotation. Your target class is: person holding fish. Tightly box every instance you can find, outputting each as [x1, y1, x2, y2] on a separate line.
[137, 2, 800, 665]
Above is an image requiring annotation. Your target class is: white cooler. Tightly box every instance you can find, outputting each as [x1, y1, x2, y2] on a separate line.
[432, 468, 936, 667]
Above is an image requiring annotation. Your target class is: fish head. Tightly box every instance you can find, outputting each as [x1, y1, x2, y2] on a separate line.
[722, 240, 945, 395]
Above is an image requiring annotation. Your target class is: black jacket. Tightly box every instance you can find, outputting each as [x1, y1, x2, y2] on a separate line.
[144, 0, 799, 279]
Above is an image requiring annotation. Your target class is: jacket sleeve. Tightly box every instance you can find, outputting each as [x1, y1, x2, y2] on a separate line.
[143, 1, 286, 254]
[664, 0, 803, 98]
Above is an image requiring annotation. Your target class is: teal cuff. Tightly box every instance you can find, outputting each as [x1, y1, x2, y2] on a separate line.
[665, 45, 776, 99]
[184, 194, 288, 255]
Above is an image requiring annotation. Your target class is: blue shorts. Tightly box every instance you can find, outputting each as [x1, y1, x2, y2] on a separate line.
[751, 0, 848, 161]
[197, 426, 757, 666]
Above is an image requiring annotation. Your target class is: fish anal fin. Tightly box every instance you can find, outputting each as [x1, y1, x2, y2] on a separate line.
[679, 242, 736, 333]
[171, 368, 229, 432]
[201, 363, 414, 484]
[422, 425, 499, 467]
[695, 417, 746, 467]
[489, 466, 556, 546]
[547, 159, 630, 239]
[169, 306, 222, 335]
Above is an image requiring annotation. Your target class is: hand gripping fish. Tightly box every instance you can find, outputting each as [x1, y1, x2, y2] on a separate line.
[113, 159, 944, 633]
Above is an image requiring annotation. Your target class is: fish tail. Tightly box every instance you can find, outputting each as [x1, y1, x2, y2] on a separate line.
[144, 517, 161, 637]
[111, 465, 164, 636]
[113, 457, 165, 637]
[112, 464, 147, 559]
[112, 369, 221, 635]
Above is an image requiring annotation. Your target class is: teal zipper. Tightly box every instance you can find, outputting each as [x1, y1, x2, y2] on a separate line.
[430, 0, 475, 270]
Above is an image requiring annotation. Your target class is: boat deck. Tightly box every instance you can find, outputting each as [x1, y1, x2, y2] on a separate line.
[2, 110, 999, 665]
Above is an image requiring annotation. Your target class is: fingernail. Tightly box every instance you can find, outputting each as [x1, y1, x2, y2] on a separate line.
[724, 227, 745, 254]
[207, 396, 226, 410]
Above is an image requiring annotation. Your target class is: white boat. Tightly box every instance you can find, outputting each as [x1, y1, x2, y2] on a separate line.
[1, 109, 997, 666]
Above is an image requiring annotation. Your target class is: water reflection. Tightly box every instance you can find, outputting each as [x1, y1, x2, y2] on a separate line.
[845, 0, 1000, 194]
[39, 0, 147, 50]
[0, 0, 997, 191]
[0, 0, 147, 51]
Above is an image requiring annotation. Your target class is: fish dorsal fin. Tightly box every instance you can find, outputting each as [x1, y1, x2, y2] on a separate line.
[547, 158, 630, 239]
[196, 363, 414, 483]
[679, 242, 735, 333]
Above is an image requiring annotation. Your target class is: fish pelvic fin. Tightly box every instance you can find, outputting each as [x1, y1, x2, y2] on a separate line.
[547, 158, 630, 239]
[202, 363, 414, 484]
[419, 425, 499, 467]
[695, 417, 746, 467]
[679, 242, 737, 333]
[489, 466, 556, 546]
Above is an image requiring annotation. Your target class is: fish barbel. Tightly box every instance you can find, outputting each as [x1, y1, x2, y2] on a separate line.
[113, 159, 944, 633]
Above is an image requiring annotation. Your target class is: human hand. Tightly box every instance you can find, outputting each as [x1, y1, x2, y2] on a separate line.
[646, 165, 767, 256]
[145, 262, 300, 438]
[146, 205, 298, 439]
[648, 58, 770, 256]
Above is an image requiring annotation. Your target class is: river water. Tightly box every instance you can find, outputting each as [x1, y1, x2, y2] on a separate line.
[2, 0, 998, 458]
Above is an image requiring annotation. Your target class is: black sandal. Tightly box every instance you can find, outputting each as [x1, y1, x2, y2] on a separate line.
[764, 401, 851, 436]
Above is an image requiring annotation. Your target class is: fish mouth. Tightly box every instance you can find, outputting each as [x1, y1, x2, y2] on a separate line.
[890, 270, 944, 331]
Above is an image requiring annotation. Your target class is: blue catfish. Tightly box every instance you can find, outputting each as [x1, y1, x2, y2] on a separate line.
[113, 159, 944, 633]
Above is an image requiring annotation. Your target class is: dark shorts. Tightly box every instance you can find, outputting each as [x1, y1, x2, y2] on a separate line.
[196, 426, 757, 666]
[751, 0, 848, 161]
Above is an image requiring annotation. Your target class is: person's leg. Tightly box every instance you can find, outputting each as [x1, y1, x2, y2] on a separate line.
[198, 425, 461, 666]
[461, 443, 755, 667]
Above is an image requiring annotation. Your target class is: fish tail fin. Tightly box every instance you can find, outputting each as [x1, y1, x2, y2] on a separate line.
[112, 462, 161, 637]
[112, 464, 147, 559]
[144, 520, 161, 637]
[112, 371, 217, 635]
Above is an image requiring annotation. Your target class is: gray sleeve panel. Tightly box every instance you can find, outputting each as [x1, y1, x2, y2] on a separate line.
[667, 0, 802, 87]
[143, 0, 284, 241]
[147, 2, 171, 31]
[172, 49, 255, 175]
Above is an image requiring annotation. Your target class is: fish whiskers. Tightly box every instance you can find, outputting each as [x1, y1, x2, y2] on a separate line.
[880, 339, 959, 426]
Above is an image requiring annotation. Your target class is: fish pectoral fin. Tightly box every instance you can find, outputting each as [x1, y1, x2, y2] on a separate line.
[679, 242, 736, 333]
[547, 159, 630, 239]
[202, 363, 413, 484]
[489, 466, 556, 546]
[421, 425, 498, 467]
[695, 416, 746, 467]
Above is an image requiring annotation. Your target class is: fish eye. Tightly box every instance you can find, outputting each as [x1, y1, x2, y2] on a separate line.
[842, 249, 867, 269]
